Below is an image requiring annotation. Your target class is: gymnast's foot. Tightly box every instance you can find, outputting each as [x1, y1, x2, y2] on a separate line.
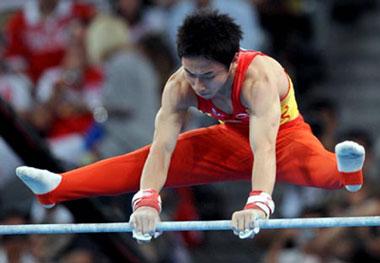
[335, 141, 365, 192]
[16, 166, 61, 208]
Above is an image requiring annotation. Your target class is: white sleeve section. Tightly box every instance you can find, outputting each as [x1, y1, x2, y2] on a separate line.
[35, 68, 62, 102]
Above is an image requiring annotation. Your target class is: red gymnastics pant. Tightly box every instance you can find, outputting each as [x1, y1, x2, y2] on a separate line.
[38, 117, 344, 205]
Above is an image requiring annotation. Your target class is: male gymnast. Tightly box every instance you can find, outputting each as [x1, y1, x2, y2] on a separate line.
[16, 10, 365, 242]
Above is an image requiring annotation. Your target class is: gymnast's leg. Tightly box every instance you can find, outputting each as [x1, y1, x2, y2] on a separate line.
[16, 123, 253, 207]
[275, 119, 365, 191]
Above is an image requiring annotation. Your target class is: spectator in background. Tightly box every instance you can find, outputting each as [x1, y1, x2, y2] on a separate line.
[305, 98, 338, 151]
[113, 0, 177, 89]
[331, 0, 377, 24]
[58, 248, 98, 263]
[86, 14, 159, 156]
[4, 0, 96, 84]
[302, 182, 380, 262]
[28, 201, 74, 262]
[56, 236, 111, 263]
[255, 0, 327, 96]
[138, 33, 177, 92]
[0, 210, 37, 263]
[266, 194, 379, 263]
[115, 0, 162, 44]
[0, 33, 34, 189]
[32, 34, 104, 166]
[164, 0, 266, 57]
[264, 207, 328, 263]
[0, 36, 33, 121]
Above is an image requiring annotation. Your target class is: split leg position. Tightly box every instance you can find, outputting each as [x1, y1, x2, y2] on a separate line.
[16, 120, 365, 241]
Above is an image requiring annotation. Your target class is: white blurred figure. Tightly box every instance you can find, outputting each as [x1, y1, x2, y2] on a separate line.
[86, 15, 160, 156]
[34, 38, 104, 166]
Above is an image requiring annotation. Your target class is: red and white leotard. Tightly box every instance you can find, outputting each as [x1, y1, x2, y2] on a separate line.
[196, 50, 299, 125]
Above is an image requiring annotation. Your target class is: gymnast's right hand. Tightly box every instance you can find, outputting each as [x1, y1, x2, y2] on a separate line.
[129, 189, 162, 243]
[129, 206, 161, 243]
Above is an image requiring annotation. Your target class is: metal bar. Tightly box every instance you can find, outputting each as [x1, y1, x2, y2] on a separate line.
[0, 216, 379, 235]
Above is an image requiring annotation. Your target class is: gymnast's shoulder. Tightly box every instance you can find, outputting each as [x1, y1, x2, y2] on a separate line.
[161, 67, 197, 110]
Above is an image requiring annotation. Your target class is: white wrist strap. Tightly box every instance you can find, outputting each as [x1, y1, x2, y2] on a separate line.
[245, 191, 275, 218]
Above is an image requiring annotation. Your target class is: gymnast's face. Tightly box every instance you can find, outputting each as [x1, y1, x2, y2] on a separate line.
[182, 56, 230, 99]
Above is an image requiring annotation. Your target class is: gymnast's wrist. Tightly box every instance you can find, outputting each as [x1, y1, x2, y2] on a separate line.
[244, 190, 275, 219]
[132, 189, 162, 213]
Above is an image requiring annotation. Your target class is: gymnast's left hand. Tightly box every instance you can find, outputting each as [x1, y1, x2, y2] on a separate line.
[129, 207, 161, 243]
[231, 208, 265, 239]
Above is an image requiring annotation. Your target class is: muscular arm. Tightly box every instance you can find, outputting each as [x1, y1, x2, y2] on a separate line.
[231, 56, 284, 237]
[129, 72, 195, 240]
[243, 57, 282, 195]
[140, 74, 194, 191]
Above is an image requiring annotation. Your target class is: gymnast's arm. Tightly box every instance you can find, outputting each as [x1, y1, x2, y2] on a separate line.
[129, 71, 195, 236]
[140, 77, 193, 191]
[231, 56, 282, 234]
[244, 57, 281, 198]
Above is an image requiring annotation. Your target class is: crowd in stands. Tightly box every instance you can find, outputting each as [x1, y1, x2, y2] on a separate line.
[0, 0, 379, 262]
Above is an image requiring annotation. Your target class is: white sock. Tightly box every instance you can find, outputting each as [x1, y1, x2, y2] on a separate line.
[335, 140, 365, 192]
[335, 141, 365, 172]
[15, 166, 62, 195]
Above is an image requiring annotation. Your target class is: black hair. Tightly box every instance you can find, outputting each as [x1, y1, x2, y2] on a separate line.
[176, 9, 243, 69]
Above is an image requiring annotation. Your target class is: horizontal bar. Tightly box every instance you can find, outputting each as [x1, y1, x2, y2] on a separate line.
[0, 216, 379, 235]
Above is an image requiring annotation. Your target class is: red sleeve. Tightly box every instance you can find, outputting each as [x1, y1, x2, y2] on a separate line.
[4, 11, 29, 59]
[72, 3, 97, 24]
[85, 67, 103, 87]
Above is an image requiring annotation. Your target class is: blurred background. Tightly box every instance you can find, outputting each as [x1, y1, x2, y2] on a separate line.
[0, 0, 380, 262]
